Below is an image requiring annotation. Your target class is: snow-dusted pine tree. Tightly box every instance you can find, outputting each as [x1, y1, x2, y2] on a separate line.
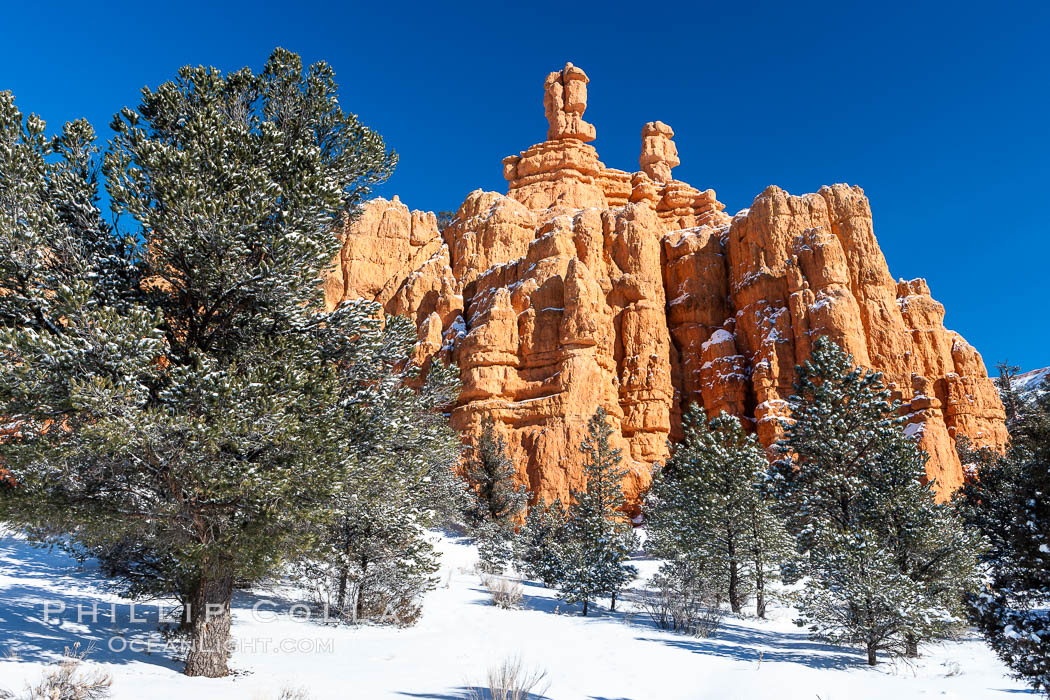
[293, 315, 463, 626]
[645, 406, 792, 617]
[514, 497, 569, 587]
[962, 374, 1050, 693]
[969, 453, 1050, 693]
[462, 417, 528, 573]
[794, 529, 927, 665]
[769, 336, 982, 665]
[554, 407, 638, 616]
[0, 50, 452, 678]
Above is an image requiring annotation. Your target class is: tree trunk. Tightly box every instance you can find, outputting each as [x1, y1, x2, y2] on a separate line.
[610, 592, 616, 612]
[582, 599, 588, 617]
[728, 559, 742, 614]
[867, 643, 878, 666]
[355, 555, 369, 622]
[337, 566, 349, 612]
[905, 634, 919, 658]
[725, 526, 743, 615]
[755, 565, 766, 619]
[183, 571, 234, 677]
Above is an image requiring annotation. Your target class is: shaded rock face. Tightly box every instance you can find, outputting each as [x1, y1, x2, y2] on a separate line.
[324, 63, 1006, 506]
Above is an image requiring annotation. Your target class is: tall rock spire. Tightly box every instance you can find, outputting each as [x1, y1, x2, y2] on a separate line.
[640, 121, 680, 183]
[543, 62, 596, 142]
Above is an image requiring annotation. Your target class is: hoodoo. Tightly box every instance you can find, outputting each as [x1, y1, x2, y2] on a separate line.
[323, 63, 1007, 506]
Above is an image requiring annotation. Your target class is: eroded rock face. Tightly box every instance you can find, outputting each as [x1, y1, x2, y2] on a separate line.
[324, 64, 1006, 506]
[324, 196, 464, 366]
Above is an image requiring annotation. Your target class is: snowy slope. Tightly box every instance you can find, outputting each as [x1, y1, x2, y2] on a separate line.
[0, 528, 1033, 700]
[1015, 366, 1049, 401]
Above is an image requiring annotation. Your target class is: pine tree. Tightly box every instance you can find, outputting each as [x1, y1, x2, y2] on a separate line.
[794, 529, 927, 665]
[962, 374, 1050, 693]
[515, 498, 569, 588]
[645, 406, 792, 617]
[462, 417, 528, 573]
[769, 336, 982, 665]
[745, 472, 795, 620]
[1018, 373, 1050, 458]
[295, 317, 463, 625]
[0, 50, 420, 677]
[554, 407, 638, 616]
[970, 452, 1050, 694]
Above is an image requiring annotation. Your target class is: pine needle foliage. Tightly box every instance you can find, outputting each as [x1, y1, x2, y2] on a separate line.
[462, 417, 528, 573]
[769, 336, 983, 665]
[551, 407, 638, 616]
[959, 373, 1050, 693]
[0, 50, 460, 677]
[645, 406, 792, 617]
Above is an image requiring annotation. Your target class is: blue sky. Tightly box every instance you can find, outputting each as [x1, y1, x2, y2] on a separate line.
[2, 0, 1046, 370]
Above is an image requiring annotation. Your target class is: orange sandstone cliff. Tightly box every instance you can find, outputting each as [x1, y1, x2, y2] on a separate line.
[324, 62, 1007, 505]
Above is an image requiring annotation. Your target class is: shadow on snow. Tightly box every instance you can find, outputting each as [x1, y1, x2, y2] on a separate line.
[634, 619, 863, 670]
[464, 571, 864, 671]
[0, 533, 180, 669]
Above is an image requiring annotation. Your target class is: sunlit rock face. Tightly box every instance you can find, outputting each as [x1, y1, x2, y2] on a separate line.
[324, 63, 1006, 507]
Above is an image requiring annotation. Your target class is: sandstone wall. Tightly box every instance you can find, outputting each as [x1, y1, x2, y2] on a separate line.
[324, 63, 1006, 505]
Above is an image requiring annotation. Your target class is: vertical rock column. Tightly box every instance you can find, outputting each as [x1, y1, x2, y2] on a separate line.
[503, 63, 609, 211]
[639, 121, 679, 183]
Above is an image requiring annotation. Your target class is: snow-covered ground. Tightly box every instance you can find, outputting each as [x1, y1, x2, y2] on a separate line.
[0, 528, 1034, 699]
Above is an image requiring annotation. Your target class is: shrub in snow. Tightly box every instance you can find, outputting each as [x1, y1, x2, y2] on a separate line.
[18, 644, 112, 700]
[639, 560, 725, 638]
[481, 573, 525, 610]
[467, 656, 550, 700]
[769, 336, 983, 665]
[297, 550, 435, 627]
[476, 523, 517, 577]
